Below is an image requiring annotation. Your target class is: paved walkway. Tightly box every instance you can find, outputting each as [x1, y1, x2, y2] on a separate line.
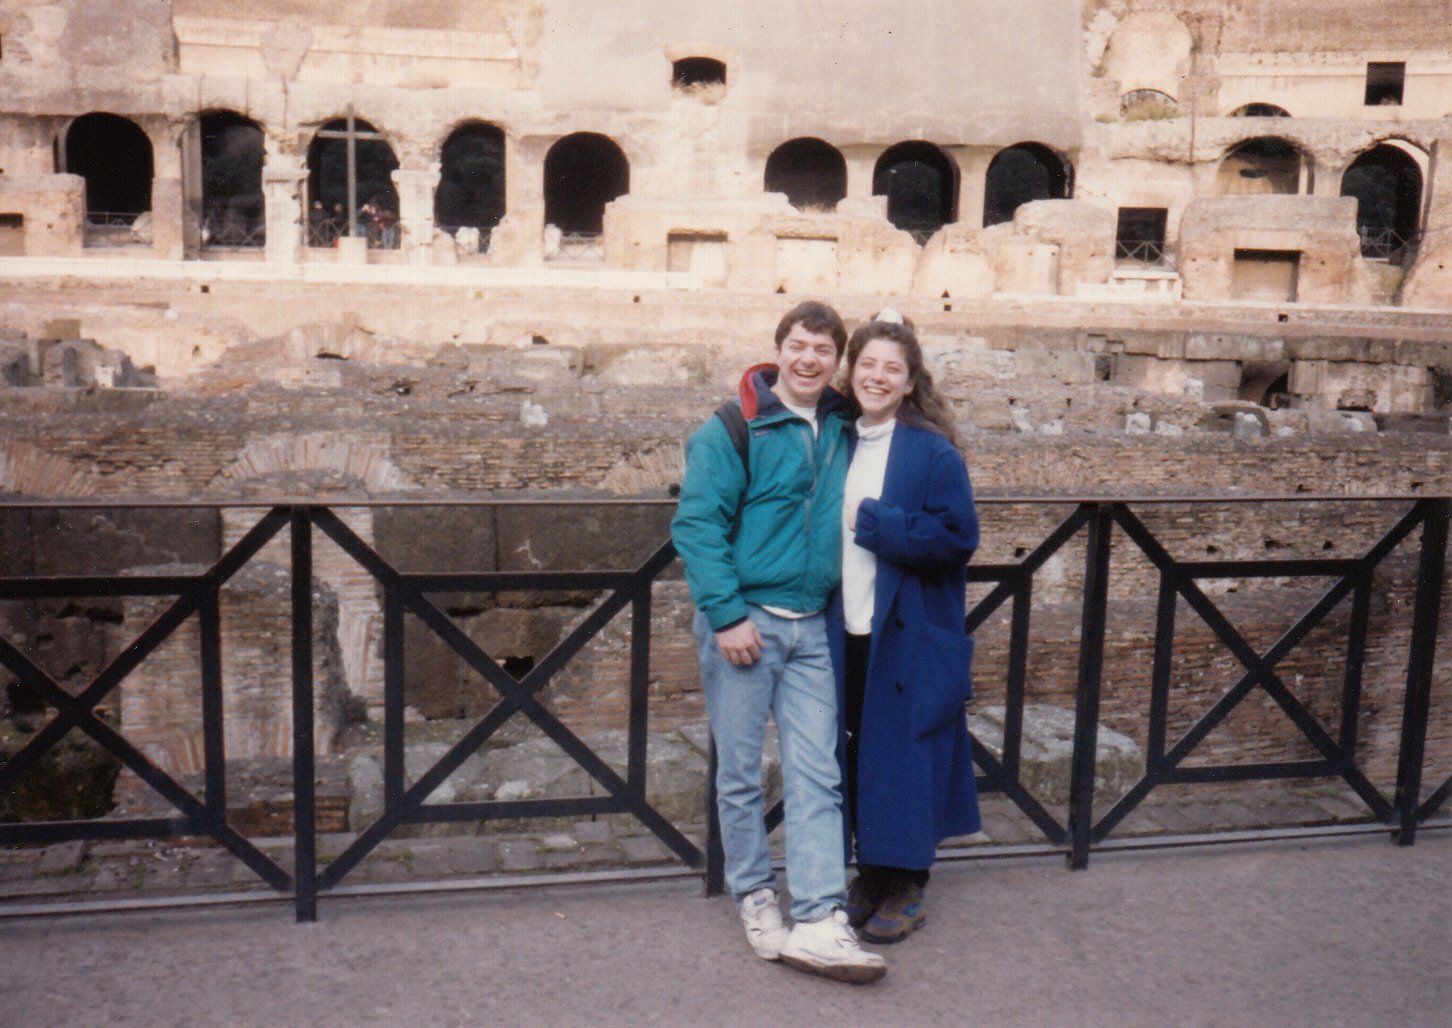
[2, 831, 1448, 1026]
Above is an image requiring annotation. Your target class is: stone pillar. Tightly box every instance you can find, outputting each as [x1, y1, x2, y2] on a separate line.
[1400, 137, 1452, 307]
[391, 164, 441, 264]
[843, 147, 876, 201]
[956, 148, 994, 231]
[262, 158, 307, 264]
[1311, 147, 1355, 197]
[147, 121, 187, 260]
[491, 134, 548, 264]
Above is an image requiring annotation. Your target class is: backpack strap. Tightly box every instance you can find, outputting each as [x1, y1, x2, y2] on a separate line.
[713, 400, 750, 479]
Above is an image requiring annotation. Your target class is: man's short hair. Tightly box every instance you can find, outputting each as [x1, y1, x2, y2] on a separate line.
[774, 301, 847, 357]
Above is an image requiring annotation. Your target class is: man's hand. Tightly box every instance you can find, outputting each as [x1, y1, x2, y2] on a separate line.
[716, 619, 764, 667]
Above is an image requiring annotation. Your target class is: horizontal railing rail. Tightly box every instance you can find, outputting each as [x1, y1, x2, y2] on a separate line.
[1, 495, 1447, 920]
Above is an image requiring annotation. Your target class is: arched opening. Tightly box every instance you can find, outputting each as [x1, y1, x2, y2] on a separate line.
[1120, 89, 1178, 120]
[872, 141, 958, 244]
[63, 113, 153, 240]
[764, 138, 846, 212]
[982, 142, 1072, 227]
[543, 132, 629, 242]
[306, 114, 400, 248]
[1341, 144, 1423, 263]
[1238, 361, 1291, 408]
[199, 110, 264, 248]
[435, 122, 505, 249]
[1229, 103, 1291, 118]
[1216, 137, 1310, 196]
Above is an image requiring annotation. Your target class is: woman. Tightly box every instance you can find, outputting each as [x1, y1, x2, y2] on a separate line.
[834, 309, 981, 944]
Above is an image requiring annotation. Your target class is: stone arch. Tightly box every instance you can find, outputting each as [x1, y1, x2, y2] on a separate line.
[764, 137, 846, 212]
[1120, 89, 1178, 120]
[872, 141, 958, 243]
[543, 132, 629, 235]
[207, 432, 416, 494]
[435, 121, 506, 238]
[0, 442, 102, 497]
[199, 110, 265, 248]
[61, 112, 153, 224]
[305, 115, 400, 243]
[982, 142, 1073, 227]
[1341, 142, 1424, 262]
[1229, 103, 1291, 118]
[1216, 137, 1312, 196]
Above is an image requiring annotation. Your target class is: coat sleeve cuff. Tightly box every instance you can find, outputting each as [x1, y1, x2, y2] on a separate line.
[705, 600, 751, 632]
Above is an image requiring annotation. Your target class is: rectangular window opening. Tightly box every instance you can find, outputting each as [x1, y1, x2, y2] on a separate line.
[0, 213, 24, 257]
[1115, 207, 1168, 264]
[1365, 62, 1405, 106]
[1232, 248, 1300, 302]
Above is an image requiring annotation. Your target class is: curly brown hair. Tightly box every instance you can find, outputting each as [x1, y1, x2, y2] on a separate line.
[845, 313, 963, 452]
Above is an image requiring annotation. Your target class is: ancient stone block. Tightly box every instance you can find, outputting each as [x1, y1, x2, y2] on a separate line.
[971, 704, 1142, 808]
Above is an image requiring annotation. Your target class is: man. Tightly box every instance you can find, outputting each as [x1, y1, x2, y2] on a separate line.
[671, 301, 886, 985]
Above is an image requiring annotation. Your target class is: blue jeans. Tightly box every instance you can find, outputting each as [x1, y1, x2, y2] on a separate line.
[694, 606, 847, 923]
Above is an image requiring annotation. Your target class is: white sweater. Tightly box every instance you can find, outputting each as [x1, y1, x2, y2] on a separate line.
[842, 418, 895, 634]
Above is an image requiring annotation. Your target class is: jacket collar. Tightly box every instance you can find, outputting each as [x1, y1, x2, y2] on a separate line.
[739, 363, 847, 422]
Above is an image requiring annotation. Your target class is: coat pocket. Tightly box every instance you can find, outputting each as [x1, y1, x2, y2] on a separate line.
[910, 624, 974, 739]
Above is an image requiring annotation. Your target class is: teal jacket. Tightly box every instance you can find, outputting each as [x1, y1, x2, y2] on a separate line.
[671, 365, 851, 631]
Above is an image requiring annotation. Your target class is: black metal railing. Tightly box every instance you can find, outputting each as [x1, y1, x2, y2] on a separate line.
[83, 212, 149, 248]
[1358, 228, 1418, 264]
[201, 212, 265, 248]
[546, 233, 604, 262]
[2, 496, 1447, 920]
[1114, 240, 1173, 268]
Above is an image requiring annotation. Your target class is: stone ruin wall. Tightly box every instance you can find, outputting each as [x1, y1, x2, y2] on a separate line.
[2, 317, 1449, 815]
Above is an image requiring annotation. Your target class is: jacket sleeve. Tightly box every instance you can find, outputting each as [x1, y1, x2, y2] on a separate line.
[853, 441, 978, 572]
[670, 415, 751, 631]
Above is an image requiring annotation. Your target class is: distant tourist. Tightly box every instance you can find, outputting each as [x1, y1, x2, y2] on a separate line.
[835, 309, 981, 945]
[671, 301, 886, 984]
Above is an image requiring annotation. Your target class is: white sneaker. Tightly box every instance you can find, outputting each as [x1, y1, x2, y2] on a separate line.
[739, 887, 789, 960]
[779, 908, 887, 984]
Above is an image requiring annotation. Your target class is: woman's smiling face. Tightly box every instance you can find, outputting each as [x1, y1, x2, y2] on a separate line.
[851, 336, 914, 426]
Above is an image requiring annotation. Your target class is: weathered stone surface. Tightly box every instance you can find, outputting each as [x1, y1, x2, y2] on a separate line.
[971, 704, 1141, 807]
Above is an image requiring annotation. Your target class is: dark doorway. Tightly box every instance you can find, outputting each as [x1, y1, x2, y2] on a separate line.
[543, 132, 629, 235]
[306, 114, 400, 247]
[199, 111, 264, 248]
[63, 113, 154, 224]
[982, 143, 1072, 227]
[435, 122, 506, 243]
[872, 141, 957, 244]
[764, 138, 847, 212]
[1341, 144, 1422, 263]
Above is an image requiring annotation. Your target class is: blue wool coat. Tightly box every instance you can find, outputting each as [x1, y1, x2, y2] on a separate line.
[830, 421, 981, 870]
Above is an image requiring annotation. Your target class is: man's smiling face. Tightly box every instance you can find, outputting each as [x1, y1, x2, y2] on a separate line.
[775, 322, 842, 408]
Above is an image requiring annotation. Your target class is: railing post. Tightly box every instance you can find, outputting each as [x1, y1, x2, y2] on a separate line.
[704, 737, 725, 896]
[1394, 499, 1449, 845]
[291, 506, 318, 922]
[1067, 503, 1113, 869]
